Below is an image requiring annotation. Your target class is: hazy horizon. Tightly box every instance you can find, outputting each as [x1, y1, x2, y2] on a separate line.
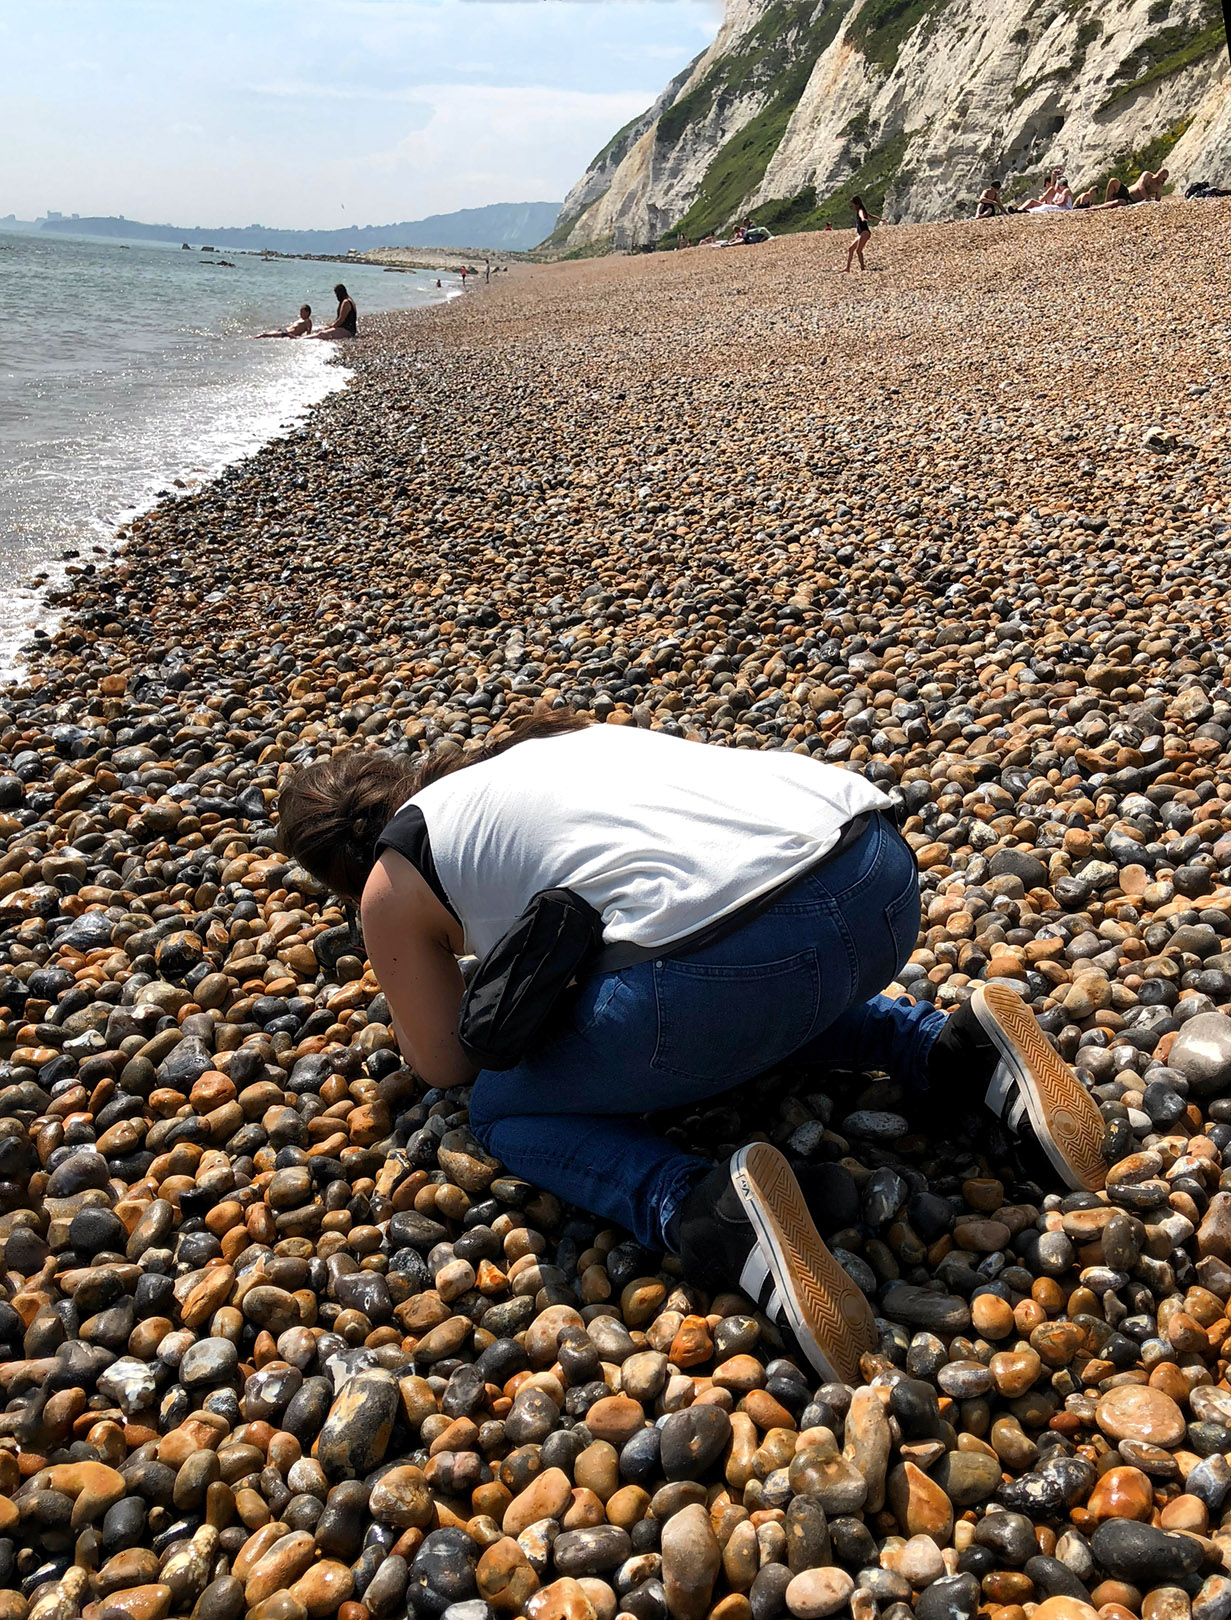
[3, 200, 559, 231]
[0, 1, 719, 231]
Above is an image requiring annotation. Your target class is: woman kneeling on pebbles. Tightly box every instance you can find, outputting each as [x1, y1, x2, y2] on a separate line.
[278, 715, 1107, 1383]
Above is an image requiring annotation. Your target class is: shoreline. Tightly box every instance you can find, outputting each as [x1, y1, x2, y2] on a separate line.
[0, 262, 456, 676]
[252, 246, 529, 273]
[3, 206, 1231, 1614]
[5, 345, 353, 673]
[0, 346, 353, 682]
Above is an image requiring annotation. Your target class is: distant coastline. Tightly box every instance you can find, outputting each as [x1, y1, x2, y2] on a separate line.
[9, 198, 561, 254]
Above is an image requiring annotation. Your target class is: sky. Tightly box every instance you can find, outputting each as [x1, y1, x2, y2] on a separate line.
[0, 0, 719, 229]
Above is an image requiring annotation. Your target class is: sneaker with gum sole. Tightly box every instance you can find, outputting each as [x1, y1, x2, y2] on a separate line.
[677, 1142, 878, 1384]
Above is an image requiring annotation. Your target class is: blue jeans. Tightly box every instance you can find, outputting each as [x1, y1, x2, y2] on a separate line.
[468, 814, 946, 1250]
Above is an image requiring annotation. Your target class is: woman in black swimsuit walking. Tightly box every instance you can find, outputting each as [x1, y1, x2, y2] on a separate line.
[844, 194, 882, 272]
[307, 284, 358, 340]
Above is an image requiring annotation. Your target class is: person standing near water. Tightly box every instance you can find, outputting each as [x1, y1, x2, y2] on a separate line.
[844, 195, 881, 272]
[306, 284, 357, 340]
[277, 715, 1108, 1384]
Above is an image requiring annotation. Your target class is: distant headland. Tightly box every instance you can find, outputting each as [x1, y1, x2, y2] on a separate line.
[4, 200, 562, 254]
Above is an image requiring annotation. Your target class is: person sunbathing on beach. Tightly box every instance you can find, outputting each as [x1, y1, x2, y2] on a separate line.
[975, 182, 1004, 218]
[1017, 169, 1075, 212]
[1081, 175, 1157, 212]
[1082, 177, 1135, 211]
[253, 305, 312, 339]
[1016, 170, 1056, 210]
[306, 285, 358, 340]
[1127, 167, 1168, 202]
[1072, 181, 1126, 210]
[1021, 172, 1074, 211]
[277, 712, 1109, 1387]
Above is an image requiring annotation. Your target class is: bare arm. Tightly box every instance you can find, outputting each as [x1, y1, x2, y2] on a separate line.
[361, 852, 477, 1089]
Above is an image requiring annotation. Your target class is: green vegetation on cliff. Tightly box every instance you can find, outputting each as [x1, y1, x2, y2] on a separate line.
[847, 0, 952, 70]
[1086, 118, 1193, 192]
[593, 112, 651, 171]
[543, 205, 592, 249]
[1012, 17, 1103, 104]
[664, 100, 800, 243]
[748, 131, 910, 233]
[1098, 16, 1226, 112]
[558, 235, 615, 260]
[657, 0, 852, 151]
[656, 0, 856, 244]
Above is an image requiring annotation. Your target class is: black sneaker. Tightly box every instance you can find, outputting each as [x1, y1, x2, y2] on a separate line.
[675, 1142, 877, 1384]
[929, 984, 1107, 1192]
[792, 1160, 861, 1234]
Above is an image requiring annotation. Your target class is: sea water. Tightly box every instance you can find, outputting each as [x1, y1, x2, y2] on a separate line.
[0, 227, 451, 669]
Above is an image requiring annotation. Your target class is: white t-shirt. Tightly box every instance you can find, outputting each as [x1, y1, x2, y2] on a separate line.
[400, 725, 889, 956]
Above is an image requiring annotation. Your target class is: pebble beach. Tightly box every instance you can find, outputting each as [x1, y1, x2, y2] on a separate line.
[3, 202, 1231, 1620]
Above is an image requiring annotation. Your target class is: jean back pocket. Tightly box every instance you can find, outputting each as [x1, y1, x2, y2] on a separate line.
[652, 948, 821, 1086]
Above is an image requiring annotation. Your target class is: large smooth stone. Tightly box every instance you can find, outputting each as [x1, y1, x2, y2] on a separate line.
[887, 1461, 954, 1544]
[660, 1501, 719, 1620]
[316, 1371, 399, 1477]
[1167, 1013, 1231, 1096]
[914, 1573, 980, 1620]
[931, 1451, 1001, 1506]
[1090, 1521, 1204, 1585]
[1096, 1386, 1187, 1448]
[502, 1468, 573, 1537]
[1031, 1603, 1100, 1620]
[1087, 1466, 1154, 1524]
[368, 1464, 433, 1529]
[660, 1406, 732, 1482]
[785, 1568, 855, 1619]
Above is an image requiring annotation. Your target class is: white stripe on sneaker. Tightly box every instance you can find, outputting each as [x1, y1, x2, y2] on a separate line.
[739, 1247, 770, 1301]
[972, 983, 1107, 1192]
[729, 1142, 877, 1384]
[984, 1058, 1016, 1123]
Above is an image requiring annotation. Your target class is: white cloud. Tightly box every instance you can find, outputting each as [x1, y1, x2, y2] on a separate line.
[352, 82, 655, 205]
[246, 80, 435, 102]
[639, 41, 701, 55]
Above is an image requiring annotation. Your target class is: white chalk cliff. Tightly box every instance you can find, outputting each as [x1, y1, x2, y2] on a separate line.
[553, 0, 1230, 249]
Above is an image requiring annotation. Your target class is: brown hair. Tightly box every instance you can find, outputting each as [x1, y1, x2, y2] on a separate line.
[277, 709, 588, 899]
